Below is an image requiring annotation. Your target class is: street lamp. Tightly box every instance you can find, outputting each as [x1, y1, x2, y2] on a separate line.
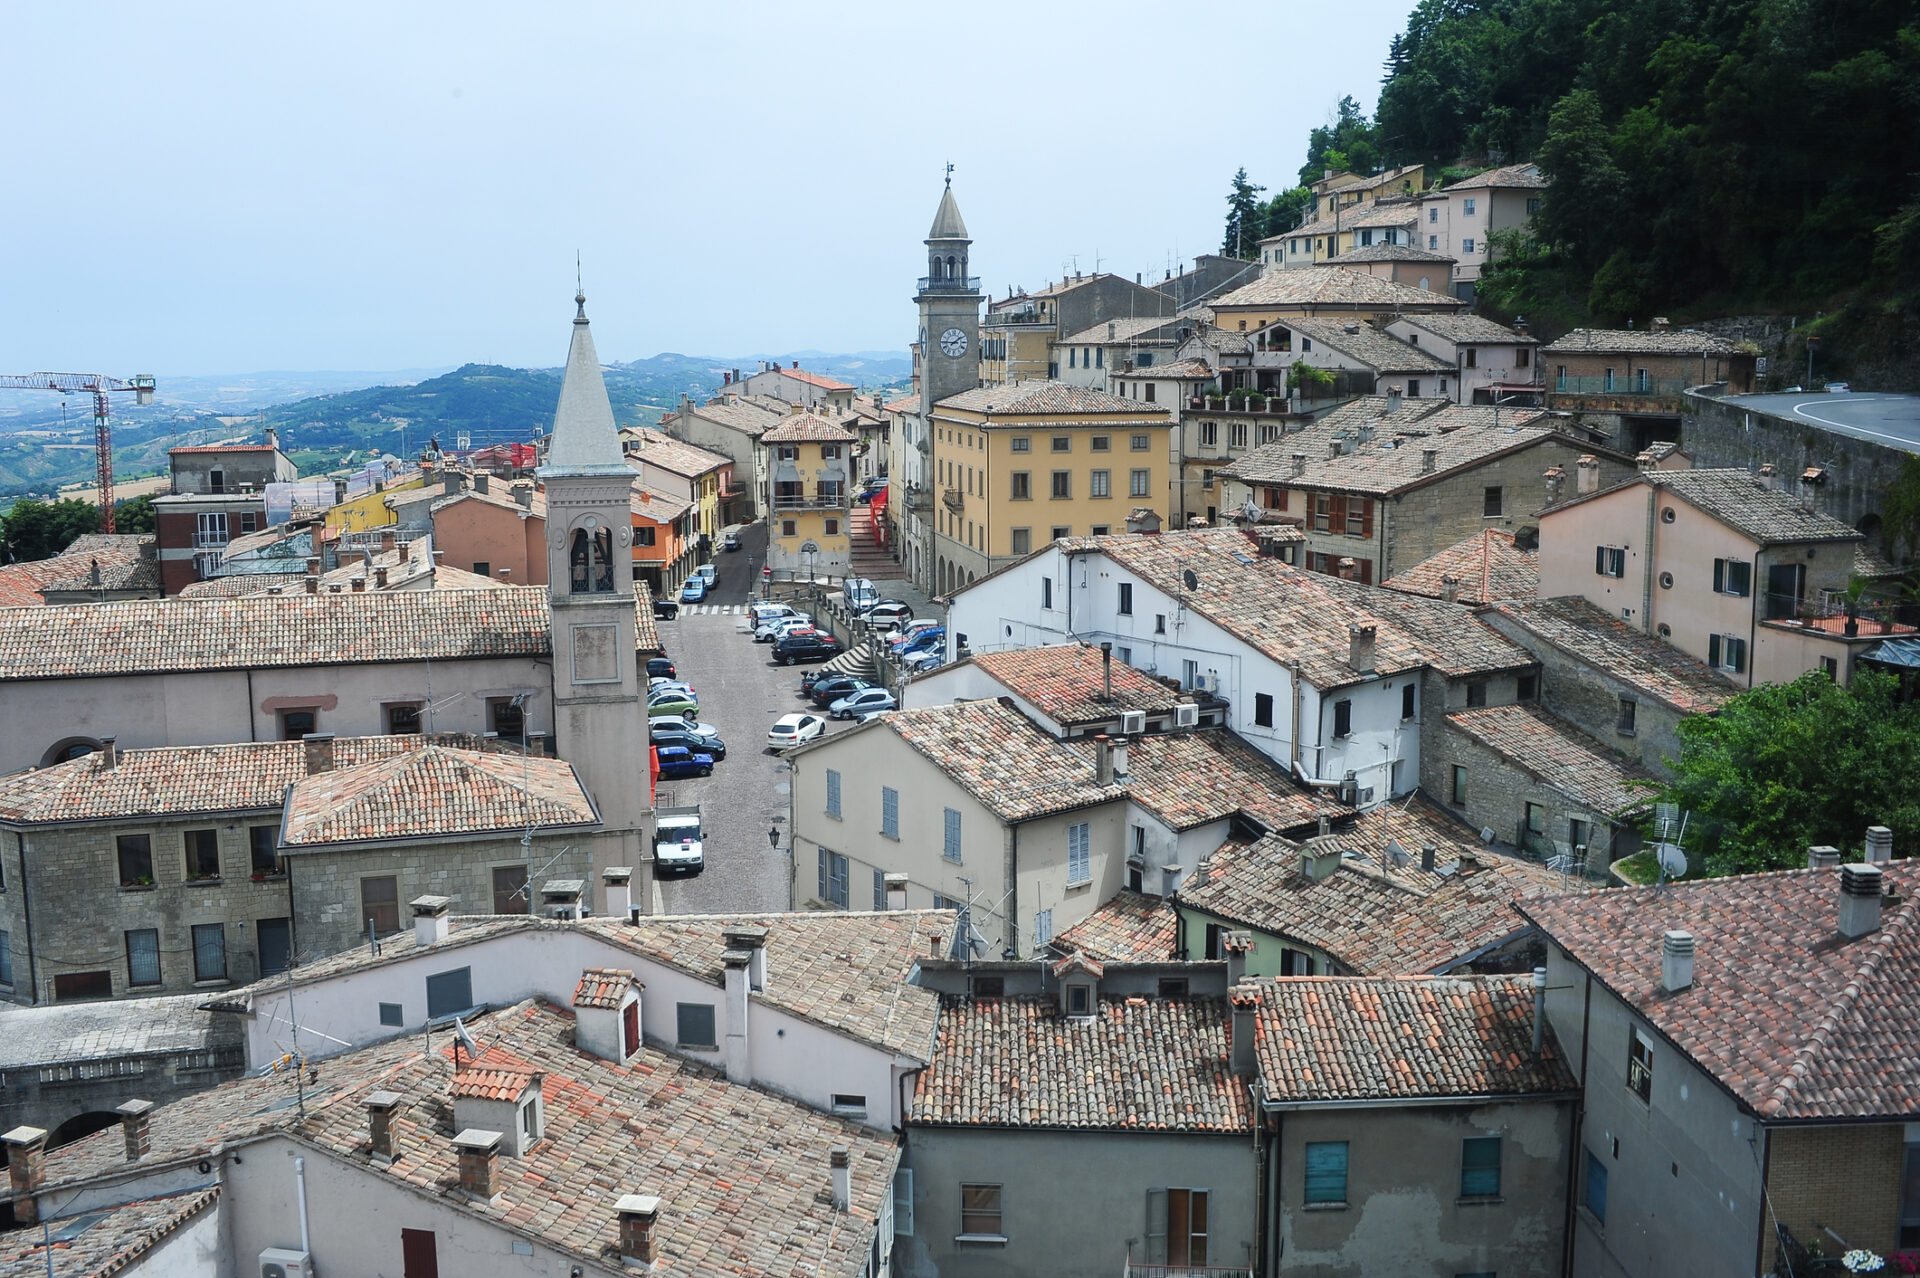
[767, 826, 780, 850]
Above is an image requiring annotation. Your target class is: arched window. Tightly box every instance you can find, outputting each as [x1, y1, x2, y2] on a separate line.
[570, 527, 617, 594]
[947, 255, 957, 277]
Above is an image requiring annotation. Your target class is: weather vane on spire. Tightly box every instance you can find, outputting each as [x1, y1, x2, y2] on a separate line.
[575, 251, 585, 316]
[945, 161, 954, 188]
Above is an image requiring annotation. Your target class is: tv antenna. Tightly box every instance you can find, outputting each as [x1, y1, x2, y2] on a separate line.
[1651, 802, 1690, 883]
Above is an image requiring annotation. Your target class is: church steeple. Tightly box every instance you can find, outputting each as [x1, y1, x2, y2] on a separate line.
[916, 182, 982, 416]
[541, 292, 630, 476]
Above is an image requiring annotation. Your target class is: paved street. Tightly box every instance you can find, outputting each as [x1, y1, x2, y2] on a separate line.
[1726, 391, 1920, 453]
[650, 523, 860, 914]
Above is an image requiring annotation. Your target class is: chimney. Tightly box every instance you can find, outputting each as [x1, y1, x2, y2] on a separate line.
[304, 574, 319, 595]
[1838, 863, 1884, 939]
[1456, 852, 1481, 874]
[4, 1126, 47, 1223]
[1757, 462, 1778, 490]
[117, 1098, 154, 1162]
[722, 925, 770, 991]
[1095, 733, 1115, 786]
[616, 1194, 662, 1269]
[351, 575, 366, 592]
[1575, 455, 1600, 495]
[1329, 439, 1344, 459]
[1636, 450, 1657, 472]
[498, 568, 510, 582]
[603, 866, 634, 921]
[1385, 389, 1403, 413]
[1420, 843, 1437, 873]
[929, 930, 944, 958]
[442, 471, 463, 496]
[1660, 930, 1694, 992]
[374, 565, 389, 588]
[1807, 845, 1841, 869]
[473, 473, 490, 496]
[1440, 574, 1461, 604]
[306, 556, 321, 576]
[884, 872, 909, 911]
[1100, 640, 1113, 702]
[540, 879, 584, 920]
[1108, 321, 1116, 340]
[1864, 825, 1893, 863]
[830, 1147, 852, 1211]
[303, 732, 336, 775]
[1651, 316, 1671, 332]
[1291, 453, 1307, 478]
[453, 1129, 503, 1201]
[1543, 465, 1566, 504]
[380, 529, 397, 554]
[1420, 448, 1438, 474]
[722, 950, 752, 1083]
[1223, 930, 1254, 985]
[411, 894, 452, 946]
[1301, 841, 1343, 883]
[1348, 621, 1377, 674]
[365, 1091, 404, 1164]
[513, 482, 533, 509]
[1530, 966, 1548, 1057]
[333, 478, 349, 504]
[99, 735, 119, 768]
[1111, 736, 1131, 783]
[1229, 986, 1259, 1077]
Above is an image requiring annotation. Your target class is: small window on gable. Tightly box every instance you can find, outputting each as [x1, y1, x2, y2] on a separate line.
[1066, 983, 1092, 1017]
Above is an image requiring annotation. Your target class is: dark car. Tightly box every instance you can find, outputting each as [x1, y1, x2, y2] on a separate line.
[646, 656, 676, 680]
[650, 727, 725, 760]
[773, 633, 843, 666]
[652, 599, 679, 620]
[653, 745, 715, 779]
[809, 674, 871, 707]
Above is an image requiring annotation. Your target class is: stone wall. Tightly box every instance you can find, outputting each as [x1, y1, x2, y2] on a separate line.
[1429, 720, 1634, 872]
[1761, 1122, 1906, 1272]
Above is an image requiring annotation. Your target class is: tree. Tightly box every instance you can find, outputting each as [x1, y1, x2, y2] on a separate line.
[1651, 671, 1920, 876]
[113, 493, 156, 535]
[1222, 168, 1267, 259]
[1297, 96, 1383, 189]
[0, 498, 101, 562]
[1882, 454, 1920, 564]
[1258, 186, 1314, 240]
[1535, 89, 1626, 279]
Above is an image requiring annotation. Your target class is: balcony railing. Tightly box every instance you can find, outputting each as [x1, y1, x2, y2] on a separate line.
[771, 494, 849, 511]
[192, 532, 231, 549]
[984, 310, 1053, 328]
[1553, 375, 1688, 396]
[942, 488, 965, 512]
[917, 275, 981, 293]
[1123, 1261, 1252, 1278]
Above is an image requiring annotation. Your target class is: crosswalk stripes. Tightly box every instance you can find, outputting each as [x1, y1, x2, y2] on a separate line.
[671, 603, 746, 616]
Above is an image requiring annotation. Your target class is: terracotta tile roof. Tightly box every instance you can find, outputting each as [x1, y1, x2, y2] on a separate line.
[1325, 243, 1457, 264]
[621, 425, 731, 478]
[1446, 703, 1658, 813]
[969, 642, 1183, 725]
[34, 1001, 900, 1278]
[174, 571, 306, 598]
[1289, 200, 1426, 240]
[881, 396, 918, 415]
[769, 366, 854, 391]
[0, 538, 158, 606]
[1059, 315, 1185, 346]
[933, 382, 1169, 417]
[1213, 267, 1462, 312]
[671, 398, 787, 436]
[573, 967, 637, 1009]
[1122, 357, 1214, 380]
[1180, 801, 1582, 974]
[1061, 729, 1341, 833]
[1541, 327, 1734, 357]
[282, 745, 598, 847]
[1225, 415, 1560, 498]
[1485, 597, 1738, 714]
[1271, 318, 1453, 374]
[1180, 325, 1251, 356]
[0, 1186, 220, 1277]
[1251, 975, 1578, 1103]
[449, 1067, 539, 1100]
[631, 487, 693, 525]
[1518, 865, 1920, 1118]
[430, 484, 548, 519]
[1391, 313, 1535, 345]
[882, 700, 1122, 822]
[1051, 890, 1178, 962]
[910, 993, 1254, 1132]
[759, 413, 857, 444]
[1385, 529, 1539, 605]
[1645, 469, 1864, 544]
[1444, 162, 1547, 191]
[168, 443, 277, 454]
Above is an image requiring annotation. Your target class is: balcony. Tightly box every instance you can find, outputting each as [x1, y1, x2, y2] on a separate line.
[771, 494, 849, 511]
[917, 275, 982, 294]
[1123, 1261, 1252, 1278]
[984, 310, 1053, 328]
[942, 487, 965, 513]
[191, 531, 231, 549]
[1553, 374, 1688, 396]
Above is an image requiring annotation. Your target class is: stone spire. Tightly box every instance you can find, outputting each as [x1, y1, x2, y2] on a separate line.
[539, 292, 629, 476]
[928, 186, 969, 242]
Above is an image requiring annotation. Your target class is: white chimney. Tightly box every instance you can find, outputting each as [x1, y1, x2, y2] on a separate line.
[1864, 825, 1893, 863]
[883, 872, 909, 911]
[722, 950, 751, 1083]
[1576, 455, 1600, 495]
[1385, 389, 1403, 413]
[411, 894, 452, 946]
[1838, 863, 1884, 939]
[830, 1146, 852, 1211]
[602, 867, 634, 921]
[540, 879, 584, 920]
[722, 925, 769, 990]
[1660, 930, 1694, 992]
[1807, 845, 1841, 869]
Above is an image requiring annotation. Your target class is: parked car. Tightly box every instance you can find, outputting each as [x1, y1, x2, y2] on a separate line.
[679, 577, 707, 603]
[652, 599, 679, 621]
[649, 726, 725, 760]
[723, 532, 742, 551]
[885, 617, 940, 645]
[901, 650, 944, 673]
[695, 564, 717, 585]
[809, 674, 871, 707]
[830, 688, 897, 719]
[857, 476, 888, 500]
[748, 601, 795, 627]
[773, 633, 843, 666]
[768, 713, 827, 750]
[662, 720, 721, 745]
[653, 745, 715, 779]
[865, 601, 914, 628]
[755, 614, 814, 642]
[646, 690, 700, 719]
[648, 679, 698, 699]
[1825, 382, 1852, 393]
[842, 577, 878, 613]
[893, 628, 944, 655]
[646, 656, 676, 680]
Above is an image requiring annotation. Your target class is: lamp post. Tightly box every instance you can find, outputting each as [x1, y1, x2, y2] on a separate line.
[1806, 335, 1820, 388]
[769, 825, 791, 911]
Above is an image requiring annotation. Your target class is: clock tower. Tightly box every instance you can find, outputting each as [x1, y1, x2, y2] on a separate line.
[916, 179, 982, 417]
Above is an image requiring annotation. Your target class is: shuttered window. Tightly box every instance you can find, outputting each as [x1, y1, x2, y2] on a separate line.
[1461, 1136, 1502, 1197]
[1068, 823, 1091, 886]
[881, 787, 899, 837]
[893, 1168, 914, 1237]
[825, 769, 842, 819]
[943, 808, 962, 863]
[1304, 1141, 1348, 1204]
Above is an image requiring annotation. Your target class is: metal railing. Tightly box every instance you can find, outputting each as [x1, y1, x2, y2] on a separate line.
[1553, 375, 1687, 396]
[191, 531, 231, 549]
[771, 494, 849, 511]
[942, 488, 965, 512]
[984, 310, 1052, 327]
[917, 275, 982, 293]
[1123, 1261, 1252, 1278]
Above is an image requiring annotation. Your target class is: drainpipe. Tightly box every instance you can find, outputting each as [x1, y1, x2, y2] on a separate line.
[295, 1155, 311, 1254]
[1002, 824, 1019, 958]
[1746, 551, 1761, 690]
[1640, 484, 1656, 634]
[1560, 968, 1594, 1278]
[18, 832, 39, 1004]
[1288, 659, 1303, 776]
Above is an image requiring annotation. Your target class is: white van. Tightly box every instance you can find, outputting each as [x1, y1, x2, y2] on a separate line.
[842, 577, 878, 612]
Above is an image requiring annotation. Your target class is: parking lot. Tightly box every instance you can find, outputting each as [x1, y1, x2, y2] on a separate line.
[650, 531, 863, 914]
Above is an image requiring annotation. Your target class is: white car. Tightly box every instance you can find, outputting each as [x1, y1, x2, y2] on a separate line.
[768, 713, 827, 750]
[747, 602, 796, 627]
[755, 614, 814, 643]
[885, 618, 942, 645]
[830, 688, 897, 720]
[655, 719, 721, 744]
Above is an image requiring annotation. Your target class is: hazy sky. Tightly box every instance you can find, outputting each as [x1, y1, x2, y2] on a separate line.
[4, 2, 1411, 375]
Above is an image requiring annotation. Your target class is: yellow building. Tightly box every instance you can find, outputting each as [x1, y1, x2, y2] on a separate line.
[928, 383, 1174, 594]
[620, 425, 733, 558]
[328, 469, 430, 533]
[761, 414, 855, 579]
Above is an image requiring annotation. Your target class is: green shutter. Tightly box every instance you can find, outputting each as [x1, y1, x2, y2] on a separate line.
[1461, 1136, 1502, 1197]
[1303, 1141, 1348, 1204]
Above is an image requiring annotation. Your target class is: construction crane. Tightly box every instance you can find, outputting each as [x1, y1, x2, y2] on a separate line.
[0, 372, 156, 532]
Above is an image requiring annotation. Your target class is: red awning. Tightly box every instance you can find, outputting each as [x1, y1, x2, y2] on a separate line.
[870, 489, 888, 510]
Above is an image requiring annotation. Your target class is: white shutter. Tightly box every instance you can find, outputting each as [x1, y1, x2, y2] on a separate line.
[893, 1168, 913, 1236]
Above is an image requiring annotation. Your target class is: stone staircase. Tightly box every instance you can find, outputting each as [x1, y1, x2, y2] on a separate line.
[847, 501, 895, 581]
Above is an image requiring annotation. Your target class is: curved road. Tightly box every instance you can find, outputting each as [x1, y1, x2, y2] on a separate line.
[1725, 392, 1920, 454]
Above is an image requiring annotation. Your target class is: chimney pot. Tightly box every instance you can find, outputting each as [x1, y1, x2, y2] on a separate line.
[306, 556, 321, 575]
[617, 1194, 662, 1268]
[1348, 621, 1377, 674]
[364, 1090, 404, 1163]
[1531, 966, 1548, 1057]
[883, 872, 909, 911]
[830, 1146, 852, 1211]
[1838, 863, 1884, 938]
[379, 529, 396, 553]
[1440, 574, 1461, 604]
[603, 867, 635, 922]
[1420, 844, 1437, 873]
[350, 576, 366, 592]
[375, 566, 389, 587]
[1222, 931, 1253, 985]
[1229, 986, 1259, 1076]
[1291, 453, 1307, 477]
[1576, 455, 1600, 495]
[99, 735, 119, 768]
[1807, 845, 1841, 869]
[411, 894, 452, 946]
[4, 1125, 49, 1224]
[1385, 389, 1403, 413]
[1660, 929, 1695, 992]
[1111, 736, 1130, 782]
[1864, 825, 1893, 863]
[116, 1099, 155, 1162]
[304, 574, 319, 595]
[303, 732, 336, 775]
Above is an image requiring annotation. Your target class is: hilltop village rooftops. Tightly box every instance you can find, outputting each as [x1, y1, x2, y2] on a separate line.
[1052, 890, 1178, 963]
[1390, 312, 1536, 345]
[0, 1187, 221, 1278]
[280, 745, 598, 847]
[1272, 318, 1455, 374]
[1211, 265, 1462, 312]
[1058, 315, 1186, 346]
[933, 381, 1170, 417]
[1483, 596, 1738, 715]
[963, 641, 1186, 725]
[620, 425, 732, 477]
[671, 396, 790, 436]
[0, 535, 159, 606]
[1540, 327, 1735, 357]
[1221, 409, 1561, 496]
[1384, 529, 1539, 605]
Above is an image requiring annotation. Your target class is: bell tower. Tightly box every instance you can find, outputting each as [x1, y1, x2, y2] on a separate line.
[916, 177, 982, 417]
[539, 291, 651, 902]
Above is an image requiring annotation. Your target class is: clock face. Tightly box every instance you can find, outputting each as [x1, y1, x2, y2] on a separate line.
[939, 327, 969, 358]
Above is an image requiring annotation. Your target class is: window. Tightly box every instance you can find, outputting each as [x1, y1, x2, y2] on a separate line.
[471, 560, 492, 578]
[1118, 583, 1133, 614]
[1461, 1137, 1502, 1198]
[1052, 436, 1071, 453]
[1333, 699, 1353, 738]
[1707, 633, 1747, 674]
[635, 525, 656, 547]
[1462, 238, 1475, 254]
[817, 847, 850, 907]
[493, 864, 529, 914]
[0, 931, 8, 985]
[1304, 1141, 1349, 1205]
[380, 1001, 404, 1027]
[1822, 656, 1840, 679]
[1131, 433, 1150, 451]
[1627, 1027, 1654, 1101]
[825, 769, 842, 819]
[1570, 817, 1591, 852]
[1429, 234, 1440, 249]
[777, 444, 799, 461]
[1483, 486, 1504, 518]
[1408, 379, 1422, 397]
[1144, 383, 1156, 403]
[1010, 436, 1031, 452]
[882, 787, 899, 838]
[1091, 435, 1111, 452]
[1617, 697, 1637, 734]
[1517, 673, 1537, 700]
[832, 1093, 869, 1119]
[54, 970, 112, 1000]
[1091, 469, 1111, 499]
[1603, 366, 1617, 392]
[191, 923, 227, 982]
[1464, 347, 1478, 368]
[1463, 197, 1476, 216]
[1051, 526, 1070, 541]
[943, 808, 962, 862]
[1451, 765, 1468, 805]
[781, 519, 797, 537]
[1183, 659, 1200, 690]
[1115, 645, 1131, 664]
[1067, 983, 1091, 1015]
[1034, 908, 1053, 945]
[676, 1002, 718, 1049]
[824, 518, 838, 536]
[1527, 196, 1542, 216]
[959, 1184, 1004, 1239]
[1401, 683, 1417, 720]
[239, 512, 258, 534]
[1313, 493, 1333, 533]
[1203, 469, 1216, 491]
[279, 709, 317, 740]
[1585, 1148, 1609, 1223]
[1254, 693, 1275, 728]
[1712, 558, 1752, 597]
[1051, 471, 1071, 499]
[208, 468, 225, 493]
[1346, 497, 1368, 537]
[1042, 576, 1054, 609]
[361, 875, 400, 937]
[1011, 528, 1031, 555]
[1068, 822, 1091, 885]
[1230, 421, 1248, 449]
[126, 929, 161, 987]
[386, 703, 422, 734]
[1131, 469, 1152, 497]
[1466, 681, 1488, 708]
[1595, 546, 1626, 578]
[118, 834, 154, 886]
[1010, 471, 1031, 499]
[184, 829, 220, 881]
[1526, 802, 1547, 840]
[249, 825, 281, 876]
[1517, 347, 1530, 367]
[1429, 207, 1438, 223]
[489, 697, 525, 739]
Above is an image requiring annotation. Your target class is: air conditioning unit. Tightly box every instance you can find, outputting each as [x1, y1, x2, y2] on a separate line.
[1174, 704, 1200, 728]
[1119, 710, 1147, 734]
[1192, 674, 1217, 692]
[260, 1248, 312, 1278]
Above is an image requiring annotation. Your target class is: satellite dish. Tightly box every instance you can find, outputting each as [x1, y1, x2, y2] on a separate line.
[1183, 569, 1199, 591]
[453, 1015, 479, 1058]
[1656, 841, 1688, 877]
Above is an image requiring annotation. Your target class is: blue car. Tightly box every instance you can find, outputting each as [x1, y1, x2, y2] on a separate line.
[679, 577, 707, 603]
[896, 629, 944, 656]
[653, 745, 715, 779]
